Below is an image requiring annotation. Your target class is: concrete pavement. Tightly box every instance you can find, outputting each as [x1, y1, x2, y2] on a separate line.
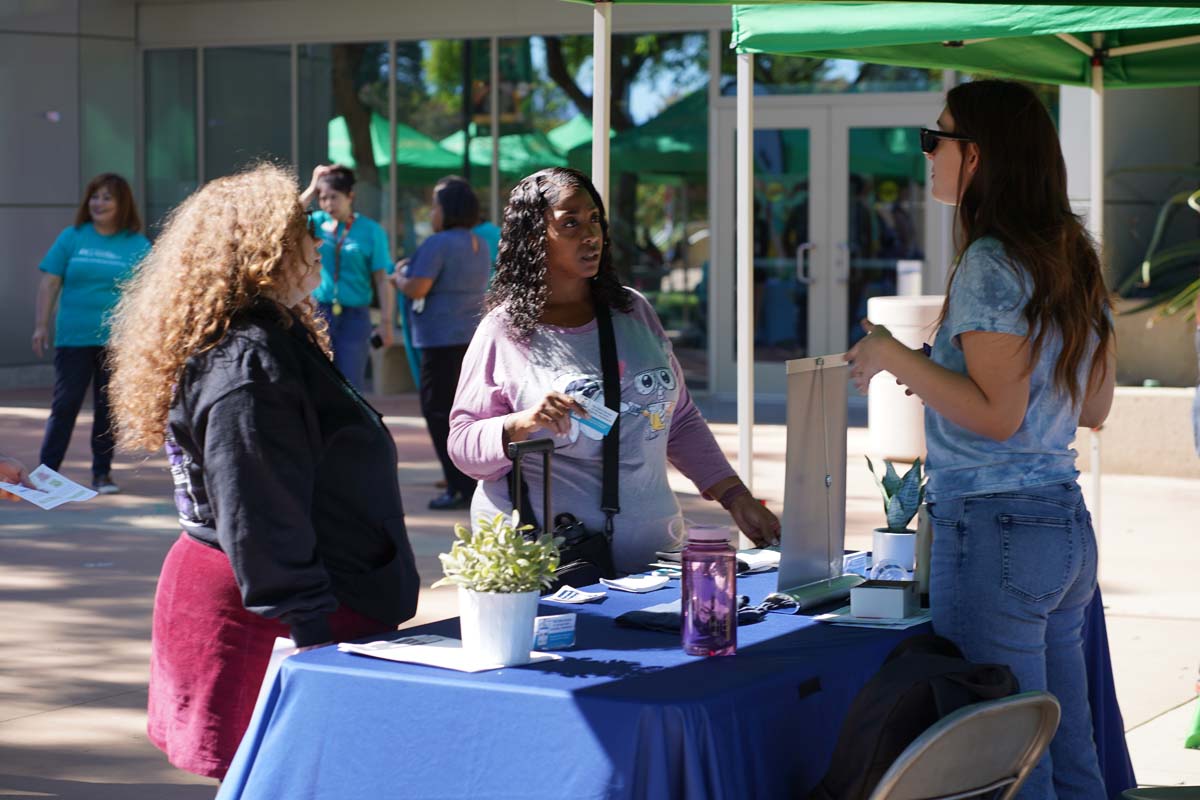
[1, 386, 1197, 797]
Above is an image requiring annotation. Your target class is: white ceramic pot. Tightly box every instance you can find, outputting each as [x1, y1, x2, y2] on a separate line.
[872, 528, 917, 573]
[457, 586, 539, 667]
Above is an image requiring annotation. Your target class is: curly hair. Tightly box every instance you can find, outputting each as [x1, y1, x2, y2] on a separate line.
[108, 163, 330, 452]
[487, 167, 631, 339]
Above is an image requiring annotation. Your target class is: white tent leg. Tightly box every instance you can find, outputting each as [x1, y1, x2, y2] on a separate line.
[1089, 33, 1104, 552]
[592, 1, 612, 209]
[736, 52, 755, 492]
[1090, 33, 1105, 248]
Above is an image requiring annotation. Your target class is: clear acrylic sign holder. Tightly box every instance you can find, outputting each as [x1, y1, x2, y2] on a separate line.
[776, 354, 864, 609]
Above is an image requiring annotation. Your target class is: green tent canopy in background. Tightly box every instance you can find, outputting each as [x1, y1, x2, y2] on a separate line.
[439, 123, 567, 179]
[566, 89, 923, 183]
[327, 114, 461, 185]
[732, 3, 1200, 89]
[546, 114, 611, 154]
[568, 88, 708, 177]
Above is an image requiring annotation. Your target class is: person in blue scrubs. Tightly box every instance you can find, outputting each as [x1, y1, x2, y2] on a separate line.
[32, 173, 150, 494]
[394, 176, 491, 510]
[300, 165, 395, 392]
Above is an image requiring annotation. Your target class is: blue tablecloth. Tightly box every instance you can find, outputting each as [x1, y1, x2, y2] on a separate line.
[217, 573, 1133, 800]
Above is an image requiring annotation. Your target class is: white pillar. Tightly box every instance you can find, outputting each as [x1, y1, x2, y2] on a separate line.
[1089, 33, 1105, 248]
[1089, 32, 1104, 547]
[736, 52, 755, 491]
[591, 1, 612, 210]
[490, 36, 500, 224]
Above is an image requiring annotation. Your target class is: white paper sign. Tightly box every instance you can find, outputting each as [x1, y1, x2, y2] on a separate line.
[0, 465, 97, 510]
[543, 586, 607, 604]
[600, 574, 670, 593]
[338, 634, 562, 672]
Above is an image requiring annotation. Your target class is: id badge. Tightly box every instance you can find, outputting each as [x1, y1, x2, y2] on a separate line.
[332, 301, 343, 317]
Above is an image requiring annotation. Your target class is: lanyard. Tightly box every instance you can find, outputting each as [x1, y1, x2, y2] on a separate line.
[331, 215, 355, 308]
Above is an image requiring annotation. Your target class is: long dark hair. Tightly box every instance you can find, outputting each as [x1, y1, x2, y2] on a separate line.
[433, 175, 480, 230]
[75, 173, 142, 233]
[942, 79, 1111, 406]
[487, 167, 631, 339]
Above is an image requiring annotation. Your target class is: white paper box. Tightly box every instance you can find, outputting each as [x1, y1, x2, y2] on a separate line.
[850, 580, 919, 620]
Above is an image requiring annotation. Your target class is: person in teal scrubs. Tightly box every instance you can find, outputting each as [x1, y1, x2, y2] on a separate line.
[300, 165, 395, 392]
[32, 173, 150, 494]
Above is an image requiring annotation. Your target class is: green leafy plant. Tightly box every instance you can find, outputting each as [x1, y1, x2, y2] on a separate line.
[866, 456, 925, 532]
[1113, 170, 1200, 322]
[431, 512, 560, 594]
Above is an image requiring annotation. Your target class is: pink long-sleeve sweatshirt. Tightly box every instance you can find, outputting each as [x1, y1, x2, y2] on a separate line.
[448, 290, 736, 573]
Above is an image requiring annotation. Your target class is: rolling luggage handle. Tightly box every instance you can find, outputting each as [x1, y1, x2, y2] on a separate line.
[506, 438, 554, 534]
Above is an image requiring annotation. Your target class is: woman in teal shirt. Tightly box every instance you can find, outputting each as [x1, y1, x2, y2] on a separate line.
[299, 165, 395, 392]
[32, 173, 150, 494]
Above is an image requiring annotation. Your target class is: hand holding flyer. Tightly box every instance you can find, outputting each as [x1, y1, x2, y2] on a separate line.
[0, 465, 98, 510]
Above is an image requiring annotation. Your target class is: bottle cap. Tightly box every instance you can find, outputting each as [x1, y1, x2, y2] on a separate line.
[687, 524, 732, 543]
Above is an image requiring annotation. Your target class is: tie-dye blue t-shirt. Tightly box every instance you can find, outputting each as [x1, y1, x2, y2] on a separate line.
[924, 236, 1092, 502]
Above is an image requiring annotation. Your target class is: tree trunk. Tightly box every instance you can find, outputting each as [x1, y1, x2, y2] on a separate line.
[332, 44, 379, 187]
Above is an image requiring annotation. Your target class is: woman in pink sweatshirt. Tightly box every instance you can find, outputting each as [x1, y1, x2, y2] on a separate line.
[448, 168, 779, 574]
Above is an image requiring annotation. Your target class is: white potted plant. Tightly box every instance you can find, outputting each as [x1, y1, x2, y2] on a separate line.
[865, 456, 925, 576]
[432, 512, 560, 667]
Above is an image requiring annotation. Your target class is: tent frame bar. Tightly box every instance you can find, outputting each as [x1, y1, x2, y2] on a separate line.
[1109, 32, 1200, 57]
[592, 0, 613, 209]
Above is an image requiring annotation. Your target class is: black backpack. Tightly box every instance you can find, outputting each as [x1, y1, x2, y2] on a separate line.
[808, 634, 1019, 800]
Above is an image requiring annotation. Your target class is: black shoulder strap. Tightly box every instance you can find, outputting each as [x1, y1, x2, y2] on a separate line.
[595, 295, 620, 538]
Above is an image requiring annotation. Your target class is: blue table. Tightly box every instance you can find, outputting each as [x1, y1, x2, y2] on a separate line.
[218, 573, 1133, 800]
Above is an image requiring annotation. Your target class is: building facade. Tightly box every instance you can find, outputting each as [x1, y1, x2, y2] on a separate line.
[1, 0, 1197, 395]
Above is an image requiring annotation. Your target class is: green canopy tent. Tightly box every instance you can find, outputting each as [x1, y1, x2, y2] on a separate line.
[733, 2, 1200, 246]
[327, 113, 462, 185]
[568, 89, 924, 183]
[547, 114, 611, 153]
[439, 123, 567, 179]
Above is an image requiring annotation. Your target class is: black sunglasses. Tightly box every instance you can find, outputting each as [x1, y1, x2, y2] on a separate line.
[305, 211, 319, 238]
[920, 127, 973, 155]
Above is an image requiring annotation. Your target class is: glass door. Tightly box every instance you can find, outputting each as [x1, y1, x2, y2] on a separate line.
[713, 105, 830, 396]
[829, 101, 948, 353]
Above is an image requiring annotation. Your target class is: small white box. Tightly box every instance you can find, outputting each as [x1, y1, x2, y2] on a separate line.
[850, 580, 919, 620]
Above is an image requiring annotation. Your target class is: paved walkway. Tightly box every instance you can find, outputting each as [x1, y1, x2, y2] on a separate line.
[0, 387, 1197, 797]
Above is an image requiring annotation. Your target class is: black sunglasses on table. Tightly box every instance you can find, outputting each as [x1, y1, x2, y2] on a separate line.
[919, 127, 973, 154]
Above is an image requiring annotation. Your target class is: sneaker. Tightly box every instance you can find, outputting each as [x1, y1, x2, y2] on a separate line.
[428, 490, 469, 511]
[92, 474, 120, 495]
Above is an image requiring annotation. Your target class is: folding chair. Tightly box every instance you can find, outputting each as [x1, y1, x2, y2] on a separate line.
[867, 691, 1061, 800]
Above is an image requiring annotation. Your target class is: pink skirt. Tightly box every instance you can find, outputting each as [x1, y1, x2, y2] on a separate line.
[147, 532, 391, 779]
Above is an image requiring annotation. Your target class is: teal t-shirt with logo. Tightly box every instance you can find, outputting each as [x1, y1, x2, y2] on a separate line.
[310, 211, 392, 308]
[38, 223, 151, 347]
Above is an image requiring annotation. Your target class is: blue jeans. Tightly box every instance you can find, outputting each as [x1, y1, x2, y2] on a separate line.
[39, 346, 115, 478]
[929, 482, 1105, 800]
[317, 303, 372, 393]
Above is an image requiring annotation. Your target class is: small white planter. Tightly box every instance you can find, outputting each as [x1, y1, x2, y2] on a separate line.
[872, 528, 917, 573]
[458, 587, 539, 667]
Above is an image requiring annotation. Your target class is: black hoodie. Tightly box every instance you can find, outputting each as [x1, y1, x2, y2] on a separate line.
[166, 303, 419, 646]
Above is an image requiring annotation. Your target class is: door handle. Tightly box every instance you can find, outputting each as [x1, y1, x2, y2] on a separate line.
[795, 242, 816, 285]
[834, 241, 850, 285]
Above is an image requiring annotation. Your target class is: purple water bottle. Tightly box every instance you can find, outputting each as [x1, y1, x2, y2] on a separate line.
[681, 524, 737, 657]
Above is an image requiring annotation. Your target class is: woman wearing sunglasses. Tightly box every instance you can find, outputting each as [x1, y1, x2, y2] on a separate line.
[848, 80, 1115, 798]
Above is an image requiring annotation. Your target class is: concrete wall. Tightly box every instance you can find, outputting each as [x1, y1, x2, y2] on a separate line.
[0, 0, 137, 385]
[1076, 387, 1200, 479]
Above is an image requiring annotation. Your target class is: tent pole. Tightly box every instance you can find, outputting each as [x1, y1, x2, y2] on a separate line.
[490, 36, 500, 225]
[1090, 33, 1105, 248]
[592, 1, 612, 210]
[736, 52, 755, 494]
[1089, 31, 1104, 566]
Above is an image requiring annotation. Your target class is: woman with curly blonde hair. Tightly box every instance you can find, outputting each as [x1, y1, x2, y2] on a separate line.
[109, 163, 419, 781]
